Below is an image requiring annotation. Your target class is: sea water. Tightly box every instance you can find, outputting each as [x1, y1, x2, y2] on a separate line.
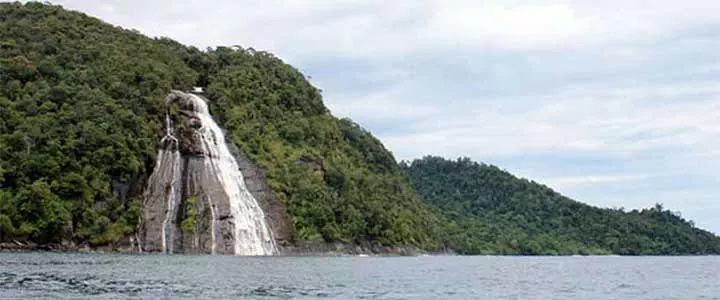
[0, 253, 718, 299]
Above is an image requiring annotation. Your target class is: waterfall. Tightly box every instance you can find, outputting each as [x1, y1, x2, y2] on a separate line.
[187, 93, 277, 256]
[141, 91, 277, 256]
[148, 113, 182, 254]
[135, 230, 143, 253]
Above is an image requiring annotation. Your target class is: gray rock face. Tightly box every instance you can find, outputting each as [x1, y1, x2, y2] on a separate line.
[294, 154, 324, 174]
[139, 91, 292, 254]
[228, 142, 293, 243]
[140, 139, 182, 253]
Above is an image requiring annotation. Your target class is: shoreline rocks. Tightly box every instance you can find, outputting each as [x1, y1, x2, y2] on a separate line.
[0, 240, 439, 257]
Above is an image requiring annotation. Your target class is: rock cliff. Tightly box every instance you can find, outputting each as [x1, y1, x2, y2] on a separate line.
[140, 91, 291, 254]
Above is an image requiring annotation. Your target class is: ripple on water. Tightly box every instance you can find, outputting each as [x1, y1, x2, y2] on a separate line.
[1, 254, 719, 300]
[0, 259, 117, 266]
[0, 272, 198, 297]
[240, 285, 336, 298]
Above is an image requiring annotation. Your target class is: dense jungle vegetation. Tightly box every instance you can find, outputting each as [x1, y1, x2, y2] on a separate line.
[403, 156, 720, 255]
[1, 2, 718, 255]
[0, 2, 440, 249]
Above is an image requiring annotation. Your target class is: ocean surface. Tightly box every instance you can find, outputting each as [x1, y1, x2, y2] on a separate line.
[0, 253, 718, 299]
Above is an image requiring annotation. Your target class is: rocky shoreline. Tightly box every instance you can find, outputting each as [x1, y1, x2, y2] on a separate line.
[0, 240, 447, 257]
[278, 240, 432, 256]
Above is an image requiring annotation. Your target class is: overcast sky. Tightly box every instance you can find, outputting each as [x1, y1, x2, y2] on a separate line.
[45, 0, 720, 233]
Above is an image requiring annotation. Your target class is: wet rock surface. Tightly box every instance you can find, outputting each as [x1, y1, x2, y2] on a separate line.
[140, 91, 291, 255]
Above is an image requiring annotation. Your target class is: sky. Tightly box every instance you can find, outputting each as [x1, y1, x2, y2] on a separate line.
[43, 0, 719, 233]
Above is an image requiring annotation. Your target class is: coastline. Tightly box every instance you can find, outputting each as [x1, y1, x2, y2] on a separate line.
[3, 242, 717, 257]
[0, 239, 444, 257]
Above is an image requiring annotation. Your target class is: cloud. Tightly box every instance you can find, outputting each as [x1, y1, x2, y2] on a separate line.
[377, 80, 720, 161]
[53, 0, 720, 58]
[544, 174, 653, 190]
[43, 0, 720, 233]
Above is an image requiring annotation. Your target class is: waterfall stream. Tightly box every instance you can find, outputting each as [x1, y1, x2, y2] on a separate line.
[156, 114, 182, 254]
[187, 93, 277, 256]
[144, 91, 276, 256]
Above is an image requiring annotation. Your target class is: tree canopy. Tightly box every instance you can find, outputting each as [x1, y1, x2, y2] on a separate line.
[0, 2, 440, 250]
[403, 156, 720, 255]
[1, 2, 717, 255]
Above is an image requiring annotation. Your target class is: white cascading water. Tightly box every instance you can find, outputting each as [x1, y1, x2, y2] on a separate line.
[194, 128, 218, 255]
[188, 93, 277, 256]
[159, 114, 182, 254]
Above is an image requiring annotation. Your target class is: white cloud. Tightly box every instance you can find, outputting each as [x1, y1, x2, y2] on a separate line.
[48, 0, 720, 58]
[376, 80, 720, 161]
[421, 3, 594, 50]
[544, 174, 652, 190]
[325, 85, 436, 121]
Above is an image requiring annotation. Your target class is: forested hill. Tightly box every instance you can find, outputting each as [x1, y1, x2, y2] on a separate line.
[0, 2, 442, 250]
[402, 156, 720, 255]
[1, 2, 716, 256]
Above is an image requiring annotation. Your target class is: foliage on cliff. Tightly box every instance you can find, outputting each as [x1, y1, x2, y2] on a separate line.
[0, 2, 441, 249]
[2, 3, 716, 255]
[0, 2, 197, 245]
[187, 48, 441, 248]
[403, 156, 720, 255]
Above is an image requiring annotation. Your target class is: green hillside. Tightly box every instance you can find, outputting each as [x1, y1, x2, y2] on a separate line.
[403, 156, 720, 255]
[1, 2, 717, 255]
[0, 2, 441, 249]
